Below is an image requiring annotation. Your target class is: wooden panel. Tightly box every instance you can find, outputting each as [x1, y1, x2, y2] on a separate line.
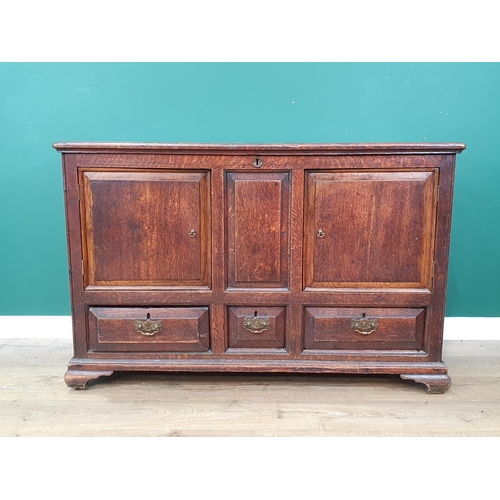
[54, 144, 464, 391]
[304, 170, 438, 289]
[81, 171, 210, 287]
[88, 307, 209, 352]
[227, 306, 286, 351]
[226, 172, 290, 289]
[304, 307, 425, 351]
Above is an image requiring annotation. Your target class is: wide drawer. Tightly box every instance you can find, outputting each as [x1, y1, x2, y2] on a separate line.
[88, 307, 209, 352]
[304, 307, 425, 351]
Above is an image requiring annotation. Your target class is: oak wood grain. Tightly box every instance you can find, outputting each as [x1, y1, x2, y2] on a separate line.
[226, 172, 290, 289]
[55, 143, 464, 391]
[53, 142, 467, 154]
[81, 170, 211, 288]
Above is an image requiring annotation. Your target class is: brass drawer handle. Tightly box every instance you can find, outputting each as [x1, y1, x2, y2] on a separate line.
[317, 229, 325, 238]
[189, 229, 197, 237]
[351, 314, 378, 335]
[243, 312, 270, 334]
[135, 314, 162, 336]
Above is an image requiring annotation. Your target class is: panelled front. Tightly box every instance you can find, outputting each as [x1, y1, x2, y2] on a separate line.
[56, 143, 461, 394]
[78, 162, 437, 358]
[303, 170, 438, 290]
[81, 170, 211, 288]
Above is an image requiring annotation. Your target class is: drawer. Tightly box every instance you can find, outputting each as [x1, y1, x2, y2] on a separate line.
[88, 307, 209, 352]
[228, 306, 286, 350]
[304, 307, 425, 351]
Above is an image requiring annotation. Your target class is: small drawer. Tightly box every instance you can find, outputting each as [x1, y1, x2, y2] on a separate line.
[228, 306, 286, 350]
[304, 307, 425, 351]
[88, 307, 209, 352]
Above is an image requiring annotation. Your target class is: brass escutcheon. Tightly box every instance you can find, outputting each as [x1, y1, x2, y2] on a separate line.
[243, 313, 270, 334]
[351, 315, 378, 335]
[317, 229, 325, 238]
[189, 229, 197, 237]
[135, 314, 162, 336]
[252, 157, 263, 168]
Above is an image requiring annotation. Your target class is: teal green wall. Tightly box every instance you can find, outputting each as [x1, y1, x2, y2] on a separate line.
[0, 63, 498, 316]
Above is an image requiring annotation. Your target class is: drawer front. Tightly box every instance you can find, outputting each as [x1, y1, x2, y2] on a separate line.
[228, 306, 286, 350]
[304, 307, 425, 351]
[89, 307, 209, 352]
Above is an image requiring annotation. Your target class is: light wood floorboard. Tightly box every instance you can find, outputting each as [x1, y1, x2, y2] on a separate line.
[0, 339, 499, 436]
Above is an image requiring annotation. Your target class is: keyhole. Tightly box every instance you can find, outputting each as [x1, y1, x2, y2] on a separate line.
[362, 313, 366, 318]
[254, 310, 258, 317]
[146, 313, 151, 320]
[253, 157, 263, 168]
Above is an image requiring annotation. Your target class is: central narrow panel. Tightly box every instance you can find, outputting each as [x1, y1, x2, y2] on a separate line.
[226, 172, 290, 289]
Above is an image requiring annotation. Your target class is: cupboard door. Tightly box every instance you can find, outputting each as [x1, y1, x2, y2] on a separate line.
[81, 171, 210, 287]
[304, 170, 438, 289]
[226, 172, 290, 289]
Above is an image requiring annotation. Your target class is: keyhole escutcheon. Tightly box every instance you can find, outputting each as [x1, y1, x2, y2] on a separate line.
[253, 157, 263, 168]
[317, 229, 325, 238]
[189, 229, 197, 237]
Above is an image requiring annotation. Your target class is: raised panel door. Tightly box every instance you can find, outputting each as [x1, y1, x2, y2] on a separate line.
[81, 170, 211, 288]
[304, 170, 438, 289]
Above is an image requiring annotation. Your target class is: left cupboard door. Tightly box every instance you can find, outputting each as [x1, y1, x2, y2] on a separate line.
[80, 171, 211, 288]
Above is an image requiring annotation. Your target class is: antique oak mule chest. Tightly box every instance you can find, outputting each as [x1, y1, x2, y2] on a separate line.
[54, 142, 465, 392]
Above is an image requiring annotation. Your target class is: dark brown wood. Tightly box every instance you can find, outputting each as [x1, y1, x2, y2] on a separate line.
[53, 142, 466, 155]
[55, 142, 465, 392]
[400, 373, 452, 394]
[304, 170, 438, 289]
[227, 306, 286, 350]
[304, 307, 425, 351]
[88, 307, 209, 353]
[64, 370, 114, 389]
[81, 170, 211, 288]
[226, 172, 290, 289]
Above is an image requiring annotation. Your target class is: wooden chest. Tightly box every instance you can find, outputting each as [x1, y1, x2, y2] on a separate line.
[54, 142, 465, 393]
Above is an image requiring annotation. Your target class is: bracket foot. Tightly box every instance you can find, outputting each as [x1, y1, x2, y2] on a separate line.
[65, 369, 114, 389]
[400, 373, 451, 394]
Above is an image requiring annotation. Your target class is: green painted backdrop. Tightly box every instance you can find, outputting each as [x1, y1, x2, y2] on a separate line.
[0, 63, 498, 316]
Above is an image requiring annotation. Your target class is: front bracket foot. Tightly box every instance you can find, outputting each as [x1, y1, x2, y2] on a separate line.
[400, 373, 451, 394]
[65, 369, 114, 389]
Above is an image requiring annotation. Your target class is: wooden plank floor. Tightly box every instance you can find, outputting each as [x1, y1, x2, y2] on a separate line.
[0, 339, 499, 436]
